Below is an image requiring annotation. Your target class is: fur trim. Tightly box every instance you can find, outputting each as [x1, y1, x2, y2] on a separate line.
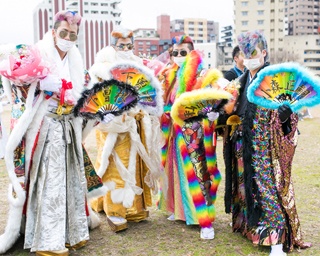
[0, 185, 24, 253]
[1, 77, 13, 104]
[176, 50, 203, 97]
[87, 201, 100, 229]
[36, 32, 85, 101]
[24, 99, 50, 176]
[111, 184, 135, 208]
[171, 88, 232, 127]
[197, 68, 223, 89]
[247, 62, 320, 112]
[87, 184, 109, 200]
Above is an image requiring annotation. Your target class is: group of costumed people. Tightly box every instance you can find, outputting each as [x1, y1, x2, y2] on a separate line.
[0, 9, 319, 256]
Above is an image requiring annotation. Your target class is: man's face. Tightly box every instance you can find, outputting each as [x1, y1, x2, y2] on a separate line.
[241, 46, 266, 60]
[234, 53, 244, 66]
[53, 20, 78, 43]
[241, 45, 267, 71]
[172, 43, 191, 57]
[115, 38, 133, 52]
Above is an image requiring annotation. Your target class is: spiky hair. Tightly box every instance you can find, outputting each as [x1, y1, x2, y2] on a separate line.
[110, 26, 134, 45]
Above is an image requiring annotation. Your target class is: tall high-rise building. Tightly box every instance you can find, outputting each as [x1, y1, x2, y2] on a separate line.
[170, 18, 219, 43]
[33, 0, 122, 69]
[285, 0, 320, 36]
[234, 0, 285, 62]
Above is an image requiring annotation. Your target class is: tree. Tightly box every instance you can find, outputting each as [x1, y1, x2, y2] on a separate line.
[270, 50, 300, 64]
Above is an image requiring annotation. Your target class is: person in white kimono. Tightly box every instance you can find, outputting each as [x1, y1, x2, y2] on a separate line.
[0, 10, 104, 256]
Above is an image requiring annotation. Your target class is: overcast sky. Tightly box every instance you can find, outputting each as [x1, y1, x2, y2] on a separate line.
[0, 0, 233, 45]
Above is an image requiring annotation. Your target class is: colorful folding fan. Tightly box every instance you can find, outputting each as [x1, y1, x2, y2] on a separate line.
[247, 62, 320, 112]
[108, 61, 163, 116]
[73, 79, 139, 120]
[171, 88, 232, 126]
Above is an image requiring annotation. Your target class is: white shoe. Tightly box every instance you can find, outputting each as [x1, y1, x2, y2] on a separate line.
[167, 214, 175, 221]
[200, 227, 215, 240]
[269, 253, 286, 256]
[107, 216, 127, 225]
[269, 244, 287, 256]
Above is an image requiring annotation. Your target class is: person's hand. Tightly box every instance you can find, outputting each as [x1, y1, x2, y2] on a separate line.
[278, 104, 292, 123]
[102, 113, 115, 124]
[207, 111, 219, 121]
[39, 74, 62, 92]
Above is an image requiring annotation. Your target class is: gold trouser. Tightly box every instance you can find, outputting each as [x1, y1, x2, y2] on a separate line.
[91, 118, 152, 221]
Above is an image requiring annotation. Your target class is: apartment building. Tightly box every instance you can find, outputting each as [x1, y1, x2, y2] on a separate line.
[285, 0, 320, 35]
[234, 0, 285, 62]
[171, 18, 219, 43]
[284, 35, 320, 75]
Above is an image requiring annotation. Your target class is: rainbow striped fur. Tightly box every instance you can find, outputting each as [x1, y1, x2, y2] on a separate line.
[176, 50, 203, 97]
[197, 68, 223, 89]
[175, 121, 221, 228]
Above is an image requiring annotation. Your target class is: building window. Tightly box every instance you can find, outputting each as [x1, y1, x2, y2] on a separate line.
[258, 10, 264, 15]
[258, 20, 264, 25]
[150, 45, 157, 51]
[208, 52, 211, 58]
[242, 21, 248, 26]
[258, 0, 264, 5]
[242, 11, 248, 16]
[242, 1, 248, 6]
[138, 42, 143, 45]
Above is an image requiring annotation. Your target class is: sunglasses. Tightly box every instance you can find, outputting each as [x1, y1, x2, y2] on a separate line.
[57, 30, 78, 42]
[172, 50, 188, 57]
[116, 43, 134, 50]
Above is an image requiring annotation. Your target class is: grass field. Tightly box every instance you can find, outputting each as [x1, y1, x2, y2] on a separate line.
[0, 104, 319, 256]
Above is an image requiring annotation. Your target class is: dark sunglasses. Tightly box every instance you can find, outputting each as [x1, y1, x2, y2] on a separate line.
[172, 50, 188, 57]
[57, 30, 78, 42]
[116, 43, 134, 50]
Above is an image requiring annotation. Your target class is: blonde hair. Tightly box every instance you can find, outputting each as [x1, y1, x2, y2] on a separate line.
[110, 26, 134, 45]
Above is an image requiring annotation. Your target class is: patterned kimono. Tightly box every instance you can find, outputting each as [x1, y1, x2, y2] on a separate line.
[224, 67, 310, 252]
[0, 32, 103, 254]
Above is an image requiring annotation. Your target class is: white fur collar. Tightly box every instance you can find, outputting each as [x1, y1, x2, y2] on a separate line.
[36, 32, 85, 100]
[89, 46, 143, 86]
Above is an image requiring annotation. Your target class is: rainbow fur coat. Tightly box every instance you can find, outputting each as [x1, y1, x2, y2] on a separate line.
[158, 50, 223, 228]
